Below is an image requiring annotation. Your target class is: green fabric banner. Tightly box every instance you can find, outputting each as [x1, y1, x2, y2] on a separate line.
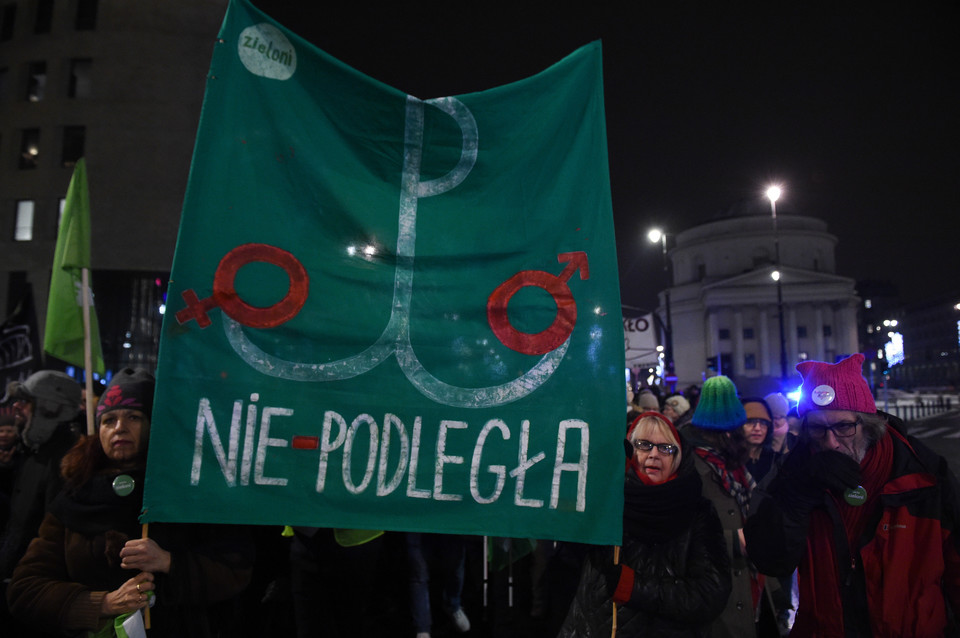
[43, 157, 105, 375]
[144, 0, 625, 545]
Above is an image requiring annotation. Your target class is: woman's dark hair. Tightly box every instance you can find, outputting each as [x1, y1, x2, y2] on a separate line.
[60, 434, 109, 489]
[691, 425, 750, 469]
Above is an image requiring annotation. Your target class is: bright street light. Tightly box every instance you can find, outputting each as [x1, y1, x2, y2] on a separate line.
[766, 183, 787, 381]
[765, 185, 782, 205]
[646, 227, 673, 381]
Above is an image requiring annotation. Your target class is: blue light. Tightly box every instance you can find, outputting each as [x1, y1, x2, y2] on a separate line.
[884, 332, 904, 367]
[786, 387, 802, 406]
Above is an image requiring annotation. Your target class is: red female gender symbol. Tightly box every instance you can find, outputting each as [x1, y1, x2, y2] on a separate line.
[176, 243, 309, 329]
[487, 252, 588, 355]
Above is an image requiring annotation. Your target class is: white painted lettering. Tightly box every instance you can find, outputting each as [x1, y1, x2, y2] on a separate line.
[343, 413, 378, 494]
[254, 407, 292, 486]
[551, 419, 589, 511]
[434, 420, 466, 502]
[470, 419, 510, 504]
[510, 420, 546, 508]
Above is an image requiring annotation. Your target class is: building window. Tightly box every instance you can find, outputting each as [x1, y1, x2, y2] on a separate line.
[14, 200, 35, 241]
[718, 328, 730, 341]
[61, 126, 85, 167]
[743, 327, 755, 340]
[34, 0, 53, 33]
[697, 263, 706, 280]
[797, 325, 808, 339]
[0, 4, 16, 41]
[864, 299, 872, 309]
[26, 61, 46, 101]
[75, 0, 98, 30]
[823, 325, 832, 337]
[0, 66, 8, 102]
[744, 353, 757, 370]
[68, 58, 92, 98]
[19, 128, 40, 169]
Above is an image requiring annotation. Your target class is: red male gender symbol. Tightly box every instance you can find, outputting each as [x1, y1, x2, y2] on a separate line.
[486, 252, 589, 355]
[175, 243, 309, 329]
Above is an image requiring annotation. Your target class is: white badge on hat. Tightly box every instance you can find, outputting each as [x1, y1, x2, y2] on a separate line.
[812, 384, 836, 406]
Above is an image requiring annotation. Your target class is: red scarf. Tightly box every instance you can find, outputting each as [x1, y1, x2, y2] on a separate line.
[795, 432, 894, 637]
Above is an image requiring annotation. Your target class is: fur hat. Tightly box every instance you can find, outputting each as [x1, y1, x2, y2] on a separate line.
[691, 375, 745, 431]
[97, 368, 155, 424]
[796, 353, 875, 417]
[12, 371, 81, 451]
[636, 389, 660, 411]
[763, 392, 790, 419]
[663, 394, 691, 416]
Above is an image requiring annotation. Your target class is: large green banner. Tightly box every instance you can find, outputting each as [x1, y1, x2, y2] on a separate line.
[144, 0, 625, 545]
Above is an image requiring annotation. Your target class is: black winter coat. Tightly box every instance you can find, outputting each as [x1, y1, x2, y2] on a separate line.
[558, 453, 732, 637]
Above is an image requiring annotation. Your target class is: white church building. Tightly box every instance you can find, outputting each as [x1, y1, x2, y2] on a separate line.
[660, 205, 860, 396]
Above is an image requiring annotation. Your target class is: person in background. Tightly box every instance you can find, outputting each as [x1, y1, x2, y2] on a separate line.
[741, 398, 777, 485]
[406, 532, 471, 638]
[558, 411, 731, 637]
[763, 392, 794, 454]
[663, 394, 692, 430]
[0, 414, 22, 541]
[636, 389, 660, 412]
[0, 371, 81, 600]
[684, 375, 758, 638]
[7, 369, 254, 637]
[745, 353, 960, 637]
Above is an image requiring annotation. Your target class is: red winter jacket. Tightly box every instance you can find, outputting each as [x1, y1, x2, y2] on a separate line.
[746, 417, 960, 638]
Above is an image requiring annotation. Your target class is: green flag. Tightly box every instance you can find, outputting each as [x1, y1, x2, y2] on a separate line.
[144, 0, 625, 545]
[43, 158, 105, 375]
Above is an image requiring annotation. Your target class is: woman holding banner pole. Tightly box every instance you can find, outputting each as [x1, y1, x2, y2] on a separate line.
[7, 369, 254, 637]
[557, 412, 731, 637]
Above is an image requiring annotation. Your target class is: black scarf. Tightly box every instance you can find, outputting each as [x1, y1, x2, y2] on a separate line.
[622, 451, 703, 544]
[50, 467, 145, 539]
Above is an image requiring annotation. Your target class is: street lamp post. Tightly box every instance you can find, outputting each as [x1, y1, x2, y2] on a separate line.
[647, 228, 674, 382]
[766, 185, 788, 382]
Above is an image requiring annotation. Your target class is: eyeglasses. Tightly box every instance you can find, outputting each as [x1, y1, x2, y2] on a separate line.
[632, 439, 678, 455]
[745, 418, 772, 429]
[806, 418, 861, 440]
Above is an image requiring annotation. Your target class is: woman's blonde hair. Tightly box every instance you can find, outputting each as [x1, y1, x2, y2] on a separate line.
[628, 413, 682, 467]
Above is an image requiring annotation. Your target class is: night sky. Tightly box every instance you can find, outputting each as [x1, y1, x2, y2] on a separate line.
[252, 2, 959, 313]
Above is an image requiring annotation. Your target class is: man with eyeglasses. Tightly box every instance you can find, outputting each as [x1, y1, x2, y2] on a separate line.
[745, 353, 960, 638]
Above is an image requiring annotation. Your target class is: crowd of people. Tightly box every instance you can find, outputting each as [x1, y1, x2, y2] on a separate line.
[1, 352, 959, 637]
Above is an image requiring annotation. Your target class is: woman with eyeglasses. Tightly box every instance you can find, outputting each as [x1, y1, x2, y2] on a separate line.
[557, 411, 731, 637]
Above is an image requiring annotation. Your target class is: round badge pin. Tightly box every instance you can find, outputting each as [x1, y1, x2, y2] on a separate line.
[112, 474, 136, 497]
[844, 485, 867, 506]
[812, 384, 836, 406]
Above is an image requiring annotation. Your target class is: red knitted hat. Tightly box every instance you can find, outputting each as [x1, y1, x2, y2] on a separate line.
[796, 353, 875, 416]
[627, 411, 680, 446]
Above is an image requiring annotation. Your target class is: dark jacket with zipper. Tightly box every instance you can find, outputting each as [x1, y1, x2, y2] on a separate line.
[558, 448, 732, 637]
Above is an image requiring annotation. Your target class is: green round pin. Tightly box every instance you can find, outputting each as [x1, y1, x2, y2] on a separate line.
[844, 485, 867, 506]
[112, 474, 136, 497]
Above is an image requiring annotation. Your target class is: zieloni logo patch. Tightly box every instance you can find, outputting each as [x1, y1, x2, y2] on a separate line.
[238, 23, 296, 80]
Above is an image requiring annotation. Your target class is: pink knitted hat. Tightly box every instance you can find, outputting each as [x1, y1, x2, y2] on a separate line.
[796, 353, 875, 416]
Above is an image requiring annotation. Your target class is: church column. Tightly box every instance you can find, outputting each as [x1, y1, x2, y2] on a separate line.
[787, 307, 799, 366]
[814, 305, 825, 361]
[759, 308, 771, 375]
[733, 310, 744, 377]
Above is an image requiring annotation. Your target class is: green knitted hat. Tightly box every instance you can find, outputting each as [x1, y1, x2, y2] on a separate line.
[691, 375, 746, 431]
